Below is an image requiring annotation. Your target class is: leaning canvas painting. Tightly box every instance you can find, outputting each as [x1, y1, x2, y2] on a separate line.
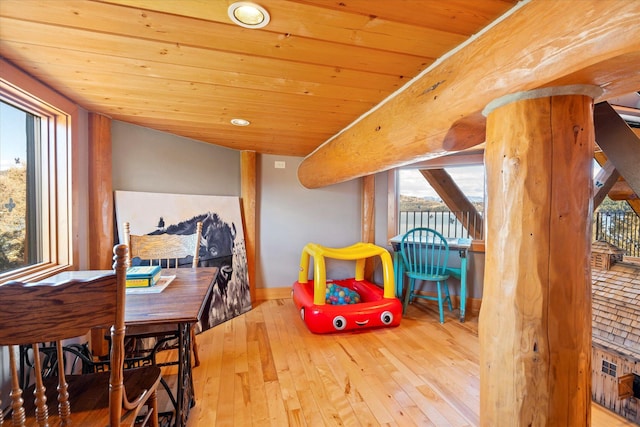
[115, 190, 252, 331]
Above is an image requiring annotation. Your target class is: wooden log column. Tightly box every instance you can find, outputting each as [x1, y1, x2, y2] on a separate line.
[362, 175, 375, 280]
[480, 85, 601, 426]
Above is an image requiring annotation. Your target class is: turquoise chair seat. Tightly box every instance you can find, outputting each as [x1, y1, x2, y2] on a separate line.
[400, 228, 453, 323]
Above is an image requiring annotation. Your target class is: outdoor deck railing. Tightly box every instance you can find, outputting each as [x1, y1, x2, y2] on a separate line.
[594, 211, 640, 258]
[398, 210, 483, 240]
[399, 210, 639, 257]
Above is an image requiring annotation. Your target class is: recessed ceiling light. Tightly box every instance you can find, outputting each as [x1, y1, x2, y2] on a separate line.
[231, 118, 251, 126]
[228, 2, 270, 29]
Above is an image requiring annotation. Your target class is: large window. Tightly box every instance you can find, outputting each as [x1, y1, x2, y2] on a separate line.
[0, 101, 41, 273]
[398, 165, 485, 238]
[0, 66, 74, 282]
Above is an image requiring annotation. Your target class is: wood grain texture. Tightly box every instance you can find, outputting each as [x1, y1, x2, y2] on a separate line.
[0, 245, 161, 427]
[88, 113, 113, 269]
[608, 181, 639, 201]
[0, 0, 516, 158]
[387, 170, 398, 242]
[179, 298, 634, 427]
[594, 151, 640, 218]
[594, 102, 640, 196]
[125, 221, 201, 266]
[481, 93, 594, 426]
[361, 175, 375, 243]
[241, 151, 257, 302]
[593, 161, 620, 208]
[298, 0, 640, 188]
[124, 267, 218, 326]
[0, 275, 117, 345]
[362, 175, 375, 280]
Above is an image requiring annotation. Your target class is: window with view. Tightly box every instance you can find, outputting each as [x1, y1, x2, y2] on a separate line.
[0, 65, 74, 281]
[398, 166, 485, 238]
[0, 101, 42, 273]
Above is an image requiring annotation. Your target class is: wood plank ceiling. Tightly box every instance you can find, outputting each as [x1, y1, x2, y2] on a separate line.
[0, 0, 518, 157]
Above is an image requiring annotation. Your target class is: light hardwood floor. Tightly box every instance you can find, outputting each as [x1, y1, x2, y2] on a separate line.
[177, 298, 635, 426]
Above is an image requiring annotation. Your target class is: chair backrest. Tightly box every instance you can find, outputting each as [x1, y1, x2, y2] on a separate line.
[0, 244, 128, 426]
[124, 221, 202, 268]
[400, 228, 450, 277]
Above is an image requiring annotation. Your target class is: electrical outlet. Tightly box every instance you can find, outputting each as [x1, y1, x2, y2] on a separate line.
[274, 161, 286, 169]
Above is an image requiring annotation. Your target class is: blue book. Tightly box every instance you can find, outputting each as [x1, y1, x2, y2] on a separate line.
[126, 265, 162, 288]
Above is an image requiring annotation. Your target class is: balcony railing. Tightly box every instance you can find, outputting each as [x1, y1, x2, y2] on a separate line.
[399, 210, 639, 257]
[398, 211, 483, 239]
[594, 211, 640, 257]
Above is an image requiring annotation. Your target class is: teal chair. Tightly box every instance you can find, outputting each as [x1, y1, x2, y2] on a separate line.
[400, 228, 452, 323]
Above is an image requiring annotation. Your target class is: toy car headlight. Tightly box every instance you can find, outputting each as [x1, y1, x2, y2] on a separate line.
[332, 315, 347, 330]
[380, 311, 394, 325]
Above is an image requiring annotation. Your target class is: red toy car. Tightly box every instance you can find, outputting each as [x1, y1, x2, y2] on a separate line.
[292, 242, 402, 334]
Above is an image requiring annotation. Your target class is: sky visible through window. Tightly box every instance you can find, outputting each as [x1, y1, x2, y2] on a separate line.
[400, 165, 485, 201]
[400, 162, 602, 202]
[1, 101, 27, 171]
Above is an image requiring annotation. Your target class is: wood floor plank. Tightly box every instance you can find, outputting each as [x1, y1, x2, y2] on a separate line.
[184, 298, 637, 427]
[215, 322, 239, 426]
[336, 336, 429, 425]
[324, 340, 397, 425]
[192, 323, 225, 425]
[246, 337, 270, 425]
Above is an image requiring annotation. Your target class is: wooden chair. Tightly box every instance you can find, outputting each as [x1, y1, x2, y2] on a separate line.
[123, 221, 203, 367]
[400, 227, 453, 323]
[124, 222, 202, 270]
[0, 244, 161, 427]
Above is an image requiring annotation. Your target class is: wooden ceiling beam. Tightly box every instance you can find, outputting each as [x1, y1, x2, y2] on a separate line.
[594, 102, 640, 196]
[298, 0, 640, 188]
[593, 151, 640, 219]
[593, 161, 620, 209]
[608, 181, 639, 201]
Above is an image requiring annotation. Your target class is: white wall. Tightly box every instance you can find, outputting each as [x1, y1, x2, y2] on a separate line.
[258, 154, 362, 288]
[111, 123, 392, 290]
[112, 121, 240, 196]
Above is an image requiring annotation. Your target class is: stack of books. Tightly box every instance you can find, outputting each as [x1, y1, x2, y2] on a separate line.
[126, 265, 162, 288]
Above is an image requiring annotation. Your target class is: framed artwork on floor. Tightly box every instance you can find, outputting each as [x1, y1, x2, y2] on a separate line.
[115, 190, 252, 331]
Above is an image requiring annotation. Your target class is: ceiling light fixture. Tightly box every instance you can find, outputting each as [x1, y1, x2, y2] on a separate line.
[230, 118, 251, 126]
[228, 2, 270, 29]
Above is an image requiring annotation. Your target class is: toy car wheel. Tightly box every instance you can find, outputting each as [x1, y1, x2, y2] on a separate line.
[380, 311, 394, 325]
[300, 307, 305, 320]
[332, 315, 347, 330]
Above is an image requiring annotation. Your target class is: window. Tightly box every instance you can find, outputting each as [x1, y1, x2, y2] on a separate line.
[0, 63, 75, 282]
[397, 165, 485, 238]
[602, 360, 617, 377]
[0, 101, 41, 273]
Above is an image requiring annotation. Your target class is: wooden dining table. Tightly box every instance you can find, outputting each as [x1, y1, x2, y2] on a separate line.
[39, 267, 218, 427]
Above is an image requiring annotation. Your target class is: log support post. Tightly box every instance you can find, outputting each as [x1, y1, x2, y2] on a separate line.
[241, 151, 257, 303]
[479, 85, 601, 426]
[361, 175, 375, 281]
